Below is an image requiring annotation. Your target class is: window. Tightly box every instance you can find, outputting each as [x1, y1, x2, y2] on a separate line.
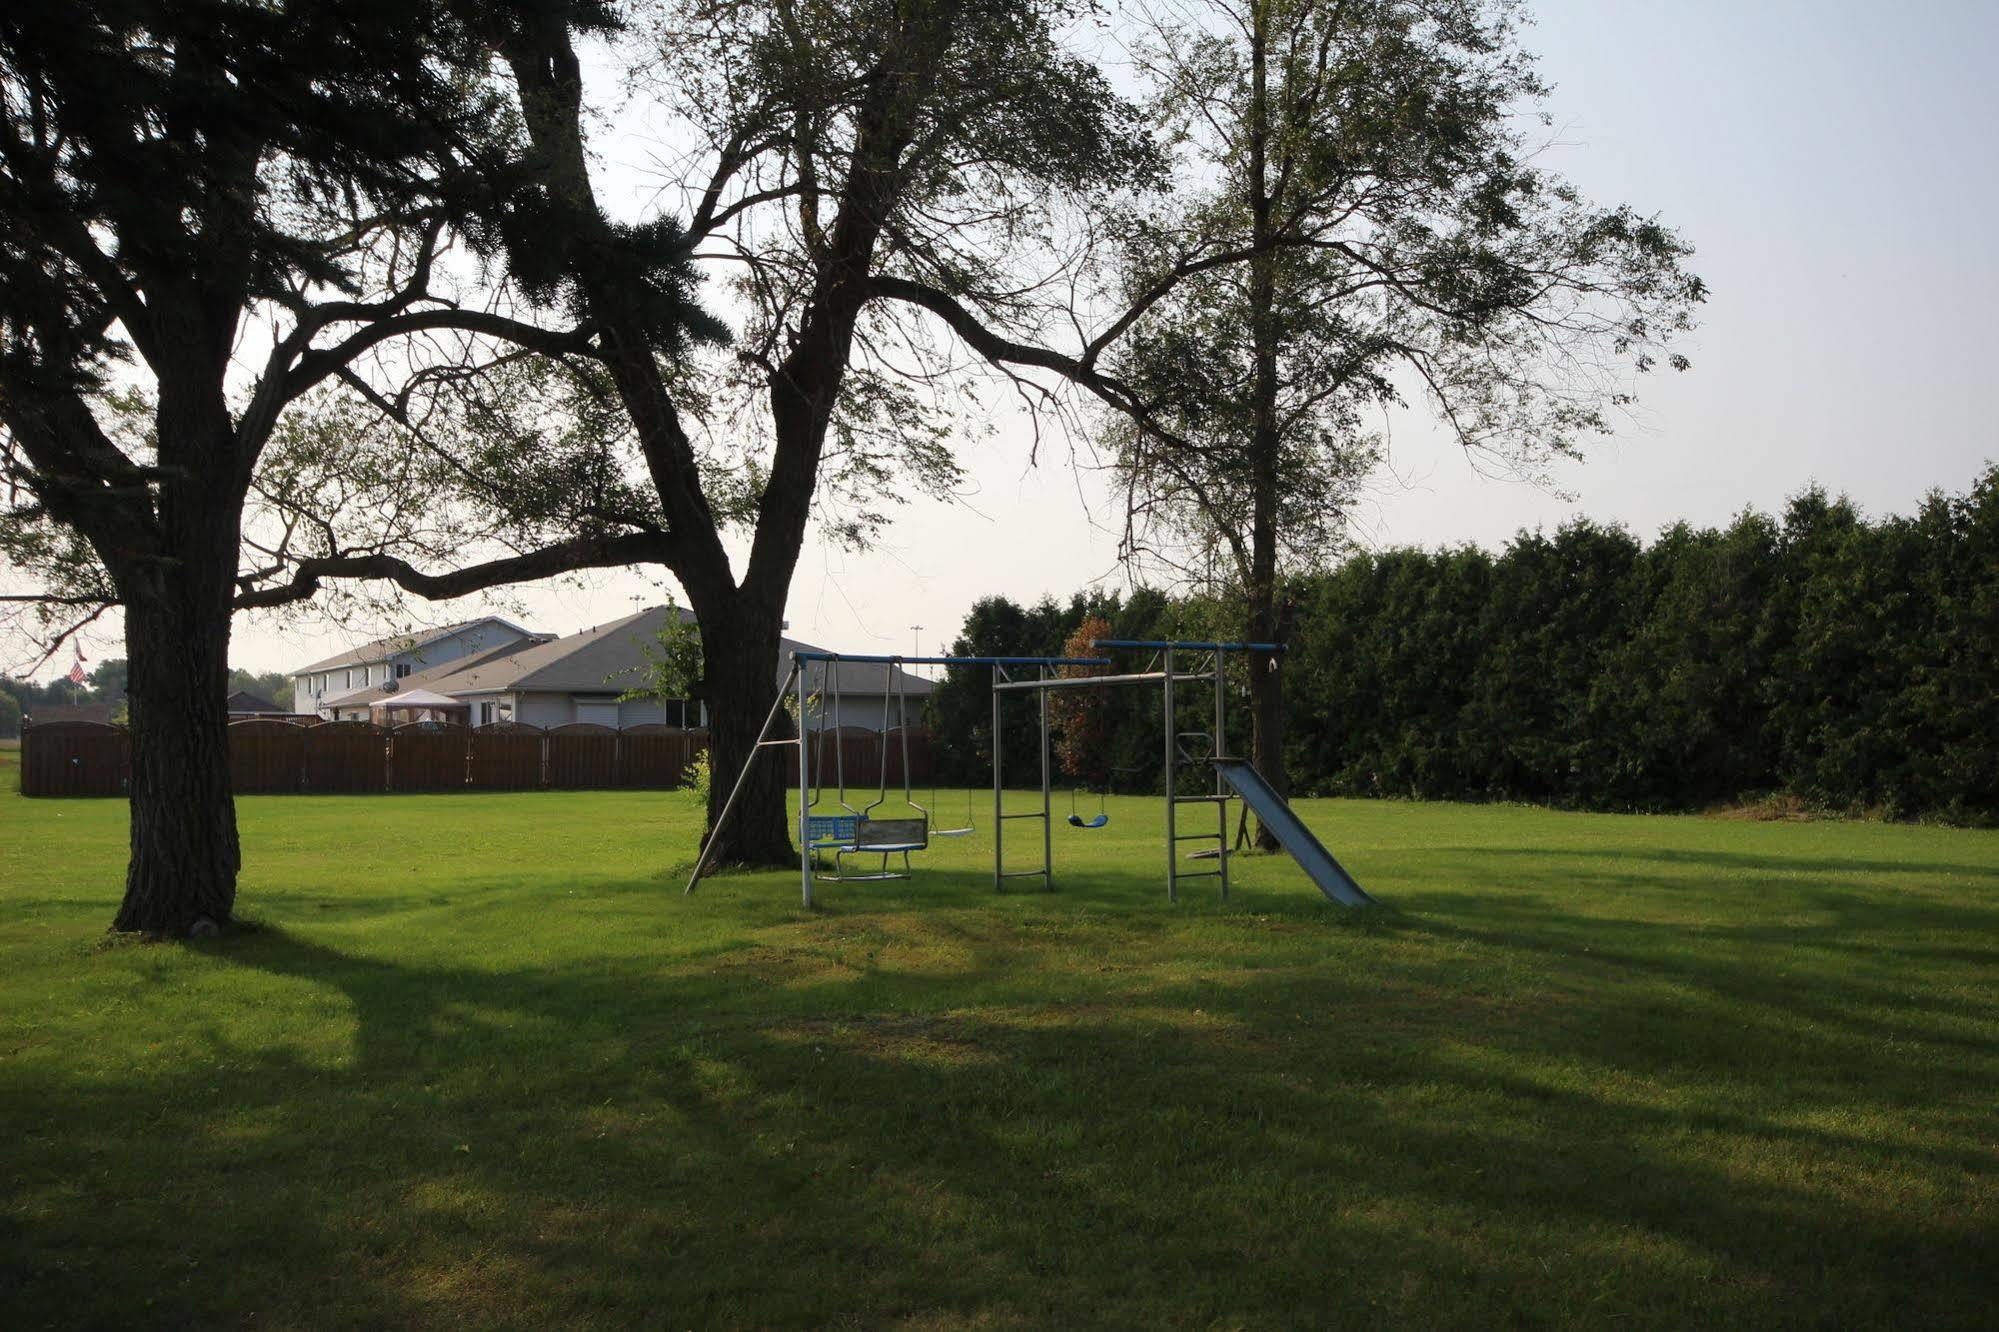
[343, 669, 352, 689]
[395, 663, 412, 679]
[480, 702, 494, 725]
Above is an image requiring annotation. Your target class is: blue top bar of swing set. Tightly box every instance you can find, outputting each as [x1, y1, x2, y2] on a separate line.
[790, 651, 1111, 668]
[1090, 638, 1288, 654]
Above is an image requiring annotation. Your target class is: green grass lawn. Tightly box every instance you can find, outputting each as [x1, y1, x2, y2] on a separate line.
[3, 757, 1996, 1328]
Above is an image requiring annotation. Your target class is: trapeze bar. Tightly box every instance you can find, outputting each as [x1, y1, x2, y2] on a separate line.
[990, 670, 1214, 692]
[791, 652, 1109, 668]
[1090, 639, 1288, 653]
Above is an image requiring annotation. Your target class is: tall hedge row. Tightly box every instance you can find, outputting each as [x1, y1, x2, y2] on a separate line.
[931, 466, 1999, 824]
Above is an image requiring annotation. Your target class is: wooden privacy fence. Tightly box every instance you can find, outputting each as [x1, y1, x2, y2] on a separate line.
[19, 719, 725, 796]
[802, 726, 934, 792]
[17, 722, 129, 797]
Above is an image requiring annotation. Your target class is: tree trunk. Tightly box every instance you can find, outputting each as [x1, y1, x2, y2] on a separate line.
[692, 589, 795, 867]
[1247, 614, 1292, 850]
[1245, 3, 1288, 851]
[112, 556, 241, 936]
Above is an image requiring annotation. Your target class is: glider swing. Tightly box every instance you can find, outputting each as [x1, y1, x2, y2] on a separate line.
[809, 660, 930, 881]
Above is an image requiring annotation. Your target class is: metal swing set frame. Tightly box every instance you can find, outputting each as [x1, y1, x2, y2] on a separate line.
[686, 640, 1372, 910]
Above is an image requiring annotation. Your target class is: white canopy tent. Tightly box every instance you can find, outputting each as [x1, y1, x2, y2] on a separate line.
[368, 688, 470, 724]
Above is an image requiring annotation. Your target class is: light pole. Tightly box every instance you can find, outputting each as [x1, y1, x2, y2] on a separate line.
[910, 625, 924, 680]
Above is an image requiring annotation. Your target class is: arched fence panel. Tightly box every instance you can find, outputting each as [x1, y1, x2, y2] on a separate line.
[547, 723, 618, 789]
[229, 719, 307, 793]
[391, 723, 471, 793]
[469, 723, 545, 790]
[617, 725, 706, 789]
[20, 722, 128, 797]
[304, 722, 389, 793]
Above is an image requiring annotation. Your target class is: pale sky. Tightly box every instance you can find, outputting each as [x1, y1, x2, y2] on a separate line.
[14, 1, 1998, 679]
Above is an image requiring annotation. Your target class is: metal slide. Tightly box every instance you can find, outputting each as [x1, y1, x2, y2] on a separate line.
[1208, 759, 1375, 907]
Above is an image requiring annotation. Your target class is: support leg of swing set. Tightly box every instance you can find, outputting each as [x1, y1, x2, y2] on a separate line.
[684, 662, 800, 897]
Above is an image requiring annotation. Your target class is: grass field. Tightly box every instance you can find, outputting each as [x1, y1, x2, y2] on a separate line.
[3, 750, 1996, 1327]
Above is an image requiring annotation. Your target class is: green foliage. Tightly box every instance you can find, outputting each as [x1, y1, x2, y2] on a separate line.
[0, 687, 18, 738]
[617, 614, 704, 706]
[935, 466, 1999, 824]
[682, 747, 713, 802]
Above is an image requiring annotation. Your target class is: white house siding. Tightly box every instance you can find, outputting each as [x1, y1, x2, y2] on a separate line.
[293, 620, 539, 717]
[813, 693, 930, 731]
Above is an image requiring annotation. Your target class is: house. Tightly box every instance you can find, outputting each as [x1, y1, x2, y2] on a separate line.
[225, 690, 289, 718]
[292, 616, 545, 719]
[288, 605, 932, 731]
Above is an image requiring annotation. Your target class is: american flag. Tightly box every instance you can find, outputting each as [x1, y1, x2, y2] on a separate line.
[66, 645, 87, 687]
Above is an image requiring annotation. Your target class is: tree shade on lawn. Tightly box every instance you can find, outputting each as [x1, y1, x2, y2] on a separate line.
[2, 752, 1994, 1326]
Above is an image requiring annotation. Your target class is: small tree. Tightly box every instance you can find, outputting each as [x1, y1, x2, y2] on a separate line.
[616, 613, 705, 730]
[1050, 615, 1115, 782]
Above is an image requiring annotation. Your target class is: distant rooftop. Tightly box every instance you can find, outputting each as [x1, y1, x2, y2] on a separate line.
[293, 616, 537, 675]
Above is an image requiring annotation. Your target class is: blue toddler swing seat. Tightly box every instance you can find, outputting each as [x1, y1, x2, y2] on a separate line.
[1068, 764, 1142, 828]
[1066, 768, 1115, 829]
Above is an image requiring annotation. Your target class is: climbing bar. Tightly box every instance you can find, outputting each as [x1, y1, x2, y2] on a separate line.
[791, 652, 1108, 667]
[991, 671, 1212, 692]
[1089, 639, 1287, 653]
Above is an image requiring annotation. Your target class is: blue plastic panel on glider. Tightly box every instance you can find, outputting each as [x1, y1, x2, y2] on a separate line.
[1208, 758, 1374, 907]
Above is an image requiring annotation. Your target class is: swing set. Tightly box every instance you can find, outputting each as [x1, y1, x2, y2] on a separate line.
[686, 641, 1374, 910]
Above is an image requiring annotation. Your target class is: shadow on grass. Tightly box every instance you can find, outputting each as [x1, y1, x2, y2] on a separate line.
[5, 880, 1995, 1329]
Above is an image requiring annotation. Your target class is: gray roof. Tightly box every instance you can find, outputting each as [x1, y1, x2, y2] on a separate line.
[293, 616, 536, 675]
[397, 605, 933, 701]
[431, 606, 696, 696]
[322, 636, 555, 709]
[225, 690, 284, 714]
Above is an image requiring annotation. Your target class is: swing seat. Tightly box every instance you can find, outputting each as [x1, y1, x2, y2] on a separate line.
[806, 814, 859, 850]
[933, 825, 975, 838]
[1068, 813, 1110, 829]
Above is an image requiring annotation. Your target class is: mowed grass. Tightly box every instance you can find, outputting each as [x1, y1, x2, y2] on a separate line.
[2, 753, 1996, 1328]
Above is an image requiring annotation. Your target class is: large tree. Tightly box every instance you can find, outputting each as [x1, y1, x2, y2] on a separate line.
[0, 1, 677, 935]
[1086, 0, 1705, 843]
[441, 0, 1155, 865]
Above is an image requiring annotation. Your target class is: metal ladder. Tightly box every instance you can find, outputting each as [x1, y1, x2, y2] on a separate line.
[1163, 648, 1234, 902]
[991, 663, 1053, 890]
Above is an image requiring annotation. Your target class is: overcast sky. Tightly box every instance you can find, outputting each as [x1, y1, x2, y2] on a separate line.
[18, 0, 1998, 679]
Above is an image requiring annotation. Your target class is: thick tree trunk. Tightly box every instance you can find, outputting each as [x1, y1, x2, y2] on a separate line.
[111, 545, 241, 936]
[692, 590, 795, 867]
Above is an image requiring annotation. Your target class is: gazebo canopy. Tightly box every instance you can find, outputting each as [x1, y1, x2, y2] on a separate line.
[372, 688, 466, 711]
